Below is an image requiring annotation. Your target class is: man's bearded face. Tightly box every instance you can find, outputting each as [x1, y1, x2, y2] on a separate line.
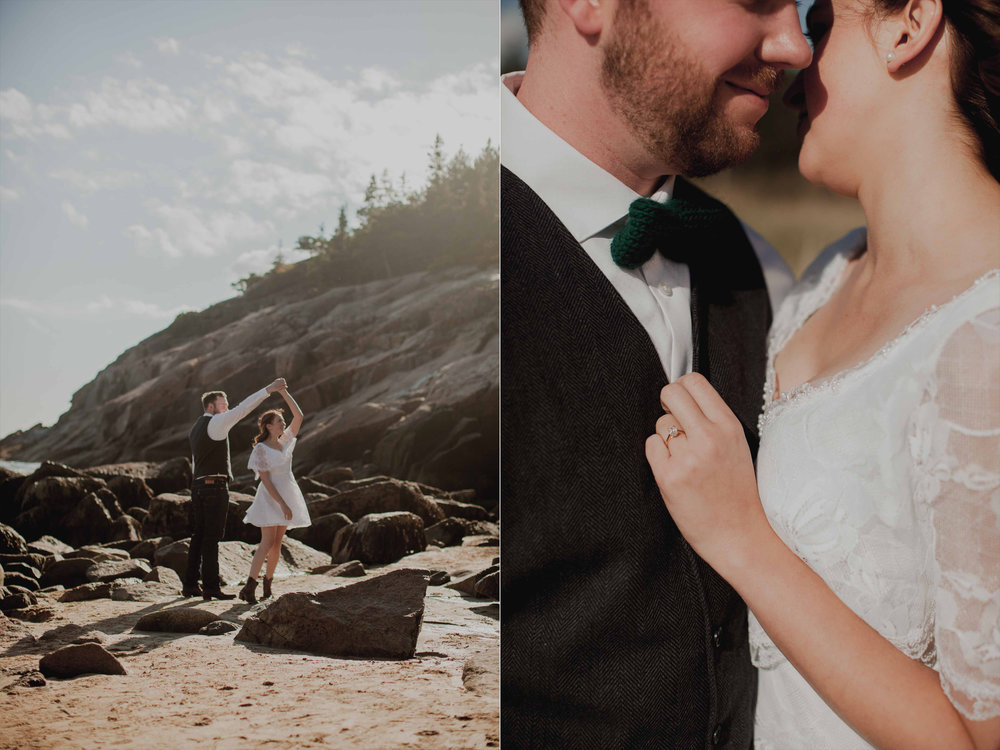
[600, 1, 780, 177]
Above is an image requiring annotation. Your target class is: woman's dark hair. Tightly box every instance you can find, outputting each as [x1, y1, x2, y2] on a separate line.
[875, 0, 1000, 180]
[252, 409, 284, 447]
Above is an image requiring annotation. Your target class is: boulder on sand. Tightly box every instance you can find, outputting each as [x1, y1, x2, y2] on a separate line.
[85, 559, 152, 583]
[235, 568, 429, 659]
[59, 582, 112, 603]
[27, 535, 74, 556]
[328, 479, 444, 526]
[134, 607, 220, 633]
[39, 557, 95, 589]
[0, 524, 28, 555]
[330, 511, 426, 565]
[39, 643, 127, 678]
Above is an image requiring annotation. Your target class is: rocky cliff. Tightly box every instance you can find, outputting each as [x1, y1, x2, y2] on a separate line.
[0, 265, 497, 498]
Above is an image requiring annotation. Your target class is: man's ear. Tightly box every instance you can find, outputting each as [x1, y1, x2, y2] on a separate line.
[885, 0, 944, 74]
[557, 0, 608, 37]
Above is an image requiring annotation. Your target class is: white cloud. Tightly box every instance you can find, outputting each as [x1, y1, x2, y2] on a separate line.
[213, 55, 495, 192]
[116, 51, 144, 69]
[1, 89, 32, 122]
[223, 160, 335, 212]
[285, 43, 311, 59]
[219, 134, 248, 156]
[67, 77, 191, 132]
[0, 88, 72, 139]
[61, 200, 89, 228]
[125, 223, 182, 258]
[126, 203, 274, 258]
[203, 96, 238, 124]
[156, 37, 180, 55]
[2, 296, 192, 320]
[0, 186, 21, 201]
[357, 66, 401, 94]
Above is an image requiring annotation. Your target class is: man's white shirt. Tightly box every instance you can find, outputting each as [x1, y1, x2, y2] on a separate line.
[501, 72, 794, 383]
[204, 388, 270, 442]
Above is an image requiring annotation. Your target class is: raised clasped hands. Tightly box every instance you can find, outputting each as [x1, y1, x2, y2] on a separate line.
[266, 377, 288, 394]
[644, 373, 771, 576]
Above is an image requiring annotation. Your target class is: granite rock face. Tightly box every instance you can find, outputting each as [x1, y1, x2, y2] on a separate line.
[235, 568, 429, 659]
[0, 268, 498, 500]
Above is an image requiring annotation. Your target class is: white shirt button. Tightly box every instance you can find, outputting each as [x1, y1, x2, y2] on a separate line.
[658, 282, 674, 297]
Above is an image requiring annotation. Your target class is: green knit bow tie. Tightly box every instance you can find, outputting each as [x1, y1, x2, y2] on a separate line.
[610, 196, 731, 270]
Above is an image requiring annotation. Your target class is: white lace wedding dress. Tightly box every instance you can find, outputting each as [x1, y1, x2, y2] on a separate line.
[243, 428, 311, 529]
[750, 229, 1000, 749]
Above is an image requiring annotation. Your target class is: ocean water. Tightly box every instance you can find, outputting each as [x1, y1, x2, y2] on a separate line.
[0, 459, 41, 475]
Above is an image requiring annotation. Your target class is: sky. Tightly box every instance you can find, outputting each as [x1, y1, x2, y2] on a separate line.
[0, 0, 498, 439]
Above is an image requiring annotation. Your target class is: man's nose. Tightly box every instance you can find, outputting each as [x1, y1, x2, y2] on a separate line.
[759, 2, 813, 71]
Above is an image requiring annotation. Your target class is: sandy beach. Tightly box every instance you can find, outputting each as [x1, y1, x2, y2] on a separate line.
[1, 543, 498, 750]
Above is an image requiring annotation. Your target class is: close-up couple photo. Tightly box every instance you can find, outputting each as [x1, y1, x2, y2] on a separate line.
[500, 0, 999, 748]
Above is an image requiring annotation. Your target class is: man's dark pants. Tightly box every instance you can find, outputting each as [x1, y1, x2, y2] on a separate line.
[184, 479, 229, 590]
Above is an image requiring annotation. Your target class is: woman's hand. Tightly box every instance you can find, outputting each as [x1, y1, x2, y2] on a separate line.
[644, 372, 770, 573]
[280, 503, 293, 521]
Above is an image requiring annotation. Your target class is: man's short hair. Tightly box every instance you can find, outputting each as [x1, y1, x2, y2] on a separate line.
[201, 391, 226, 411]
[519, 0, 546, 43]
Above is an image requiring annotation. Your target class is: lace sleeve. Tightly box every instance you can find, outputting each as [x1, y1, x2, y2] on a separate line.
[247, 443, 272, 478]
[914, 307, 1000, 720]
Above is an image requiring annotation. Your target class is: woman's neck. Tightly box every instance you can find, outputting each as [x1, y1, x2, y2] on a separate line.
[855, 144, 1000, 286]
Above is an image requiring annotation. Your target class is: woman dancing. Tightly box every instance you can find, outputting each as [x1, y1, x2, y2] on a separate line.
[239, 387, 311, 604]
[646, 0, 1000, 748]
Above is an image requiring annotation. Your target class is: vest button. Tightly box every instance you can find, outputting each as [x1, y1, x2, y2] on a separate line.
[712, 626, 723, 649]
[711, 723, 727, 745]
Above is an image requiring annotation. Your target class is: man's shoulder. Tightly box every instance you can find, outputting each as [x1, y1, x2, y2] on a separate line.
[502, 166, 576, 249]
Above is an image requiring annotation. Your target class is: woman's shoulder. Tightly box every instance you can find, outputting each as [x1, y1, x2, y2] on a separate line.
[769, 228, 867, 333]
[800, 227, 867, 285]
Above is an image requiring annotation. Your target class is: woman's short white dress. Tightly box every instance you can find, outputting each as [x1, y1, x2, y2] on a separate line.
[243, 428, 311, 529]
[751, 230, 1000, 748]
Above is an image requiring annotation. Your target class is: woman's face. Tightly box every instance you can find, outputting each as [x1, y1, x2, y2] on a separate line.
[784, 0, 887, 194]
[266, 414, 286, 438]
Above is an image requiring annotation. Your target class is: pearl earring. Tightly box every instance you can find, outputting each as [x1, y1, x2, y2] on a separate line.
[886, 51, 895, 63]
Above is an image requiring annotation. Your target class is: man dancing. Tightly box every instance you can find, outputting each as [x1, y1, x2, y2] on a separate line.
[184, 378, 286, 600]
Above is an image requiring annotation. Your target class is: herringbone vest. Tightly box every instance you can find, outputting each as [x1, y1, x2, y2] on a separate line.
[501, 166, 770, 749]
[189, 415, 232, 480]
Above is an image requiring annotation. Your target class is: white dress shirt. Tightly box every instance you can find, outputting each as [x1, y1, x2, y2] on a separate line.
[501, 72, 794, 383]
[204, 388, 270, 441]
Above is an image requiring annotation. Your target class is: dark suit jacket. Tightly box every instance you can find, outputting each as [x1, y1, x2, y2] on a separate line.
[501, 166, 771, 749]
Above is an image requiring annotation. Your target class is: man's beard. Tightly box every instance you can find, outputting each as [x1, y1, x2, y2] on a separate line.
[600, 5, 775, 177]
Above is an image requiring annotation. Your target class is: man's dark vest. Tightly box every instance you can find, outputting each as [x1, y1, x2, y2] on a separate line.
[189, 415, 232, 480]
[501, 166, 771, 749]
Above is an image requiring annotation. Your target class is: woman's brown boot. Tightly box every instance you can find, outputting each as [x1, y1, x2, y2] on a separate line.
[262, 577, 273, 599]
[238, 577, 258, 604]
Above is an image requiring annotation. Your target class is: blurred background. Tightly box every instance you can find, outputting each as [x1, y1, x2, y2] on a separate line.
[499, 0, 866, 277]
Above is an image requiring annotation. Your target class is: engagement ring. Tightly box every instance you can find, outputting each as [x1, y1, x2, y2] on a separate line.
[662, 425, 685, 446]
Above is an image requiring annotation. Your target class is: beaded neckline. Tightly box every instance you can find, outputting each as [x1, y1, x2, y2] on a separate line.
[759, 258, 1000, 432]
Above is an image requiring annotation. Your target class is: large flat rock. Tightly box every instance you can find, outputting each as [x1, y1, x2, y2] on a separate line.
[235, 568, 429, 659]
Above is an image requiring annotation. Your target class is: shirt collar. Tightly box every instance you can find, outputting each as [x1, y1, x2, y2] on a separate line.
[501, 71, 674, 243]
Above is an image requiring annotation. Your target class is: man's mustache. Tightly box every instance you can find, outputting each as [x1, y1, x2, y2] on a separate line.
[728, 66, 783, 96]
